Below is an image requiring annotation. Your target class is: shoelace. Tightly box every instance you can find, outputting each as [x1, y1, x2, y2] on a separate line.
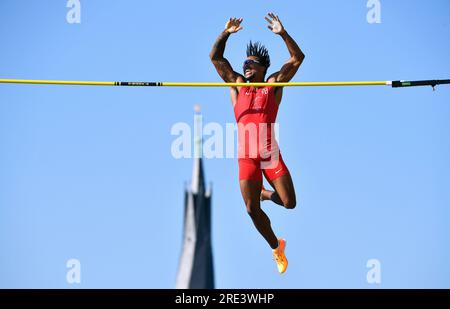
[273, 250, 283, 263]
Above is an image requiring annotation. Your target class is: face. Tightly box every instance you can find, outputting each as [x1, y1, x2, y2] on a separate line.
[243, 56, 266, 82]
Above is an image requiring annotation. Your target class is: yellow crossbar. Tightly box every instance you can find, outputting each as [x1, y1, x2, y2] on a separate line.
[0, 79, 390, 87]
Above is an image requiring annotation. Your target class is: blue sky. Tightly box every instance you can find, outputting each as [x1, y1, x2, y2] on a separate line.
[0, 0, 449, 288]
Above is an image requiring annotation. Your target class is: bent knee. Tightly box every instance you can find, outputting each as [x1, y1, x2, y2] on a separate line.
[284, 198, 297, 209]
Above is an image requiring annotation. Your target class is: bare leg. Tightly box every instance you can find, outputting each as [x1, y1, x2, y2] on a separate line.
[240, 179, 279, 249]
[261, 174, 297, 209]
[261, 184, 284, 206]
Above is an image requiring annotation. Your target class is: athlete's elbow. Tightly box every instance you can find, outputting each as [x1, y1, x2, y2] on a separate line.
[292, 54, 304, 68]
[210, 57, 221, 67]
[210, 52, 221, 62]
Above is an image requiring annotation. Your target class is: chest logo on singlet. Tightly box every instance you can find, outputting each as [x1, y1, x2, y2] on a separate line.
[245, 87, 269, 96]
[252, 88, 269, 109]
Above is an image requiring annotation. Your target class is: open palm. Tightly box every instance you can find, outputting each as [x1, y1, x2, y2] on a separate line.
[225, 17, 243, 34]
[265, 13, 285, 35]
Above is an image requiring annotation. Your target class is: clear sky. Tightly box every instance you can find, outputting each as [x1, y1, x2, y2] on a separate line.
[0, 0, 449, 288]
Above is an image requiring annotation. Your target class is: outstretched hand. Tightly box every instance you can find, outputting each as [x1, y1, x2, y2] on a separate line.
[265, 13, 285, 35]
[225, 17, 243, 34]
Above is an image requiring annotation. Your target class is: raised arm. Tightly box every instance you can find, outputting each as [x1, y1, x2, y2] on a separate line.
[265, 13, 305, 83]
[210, 18, 245, 83]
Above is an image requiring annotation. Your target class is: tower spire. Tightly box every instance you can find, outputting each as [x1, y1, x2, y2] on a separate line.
[176, 105, 214, 289]
[191, 104, 204, 194]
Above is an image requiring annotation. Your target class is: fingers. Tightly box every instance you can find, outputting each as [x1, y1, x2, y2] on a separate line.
[229, 17, 243, 25]
[266, 12, 280, 22]
[267, 25, 273, 31]
[226, 17, 243, 33]
[265, 16, 272, 24]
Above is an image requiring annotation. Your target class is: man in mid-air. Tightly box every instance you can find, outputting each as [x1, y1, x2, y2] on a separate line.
[210, 13, 305, 273]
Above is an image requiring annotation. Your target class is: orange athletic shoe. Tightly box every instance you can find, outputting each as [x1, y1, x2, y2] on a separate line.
[273, 239, 288, 274]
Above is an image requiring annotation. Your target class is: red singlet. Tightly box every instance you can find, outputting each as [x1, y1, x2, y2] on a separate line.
[233, 86, 289, 182]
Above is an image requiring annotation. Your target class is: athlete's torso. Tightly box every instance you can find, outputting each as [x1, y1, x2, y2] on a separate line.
[233, 86, 279, 159]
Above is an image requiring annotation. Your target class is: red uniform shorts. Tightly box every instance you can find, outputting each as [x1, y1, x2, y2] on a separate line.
[238, 152, 290, 182]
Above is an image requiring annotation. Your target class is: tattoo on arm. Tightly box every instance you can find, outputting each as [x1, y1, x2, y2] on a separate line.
[210, 31, 230, 60]
[210, 31, 240, 82]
